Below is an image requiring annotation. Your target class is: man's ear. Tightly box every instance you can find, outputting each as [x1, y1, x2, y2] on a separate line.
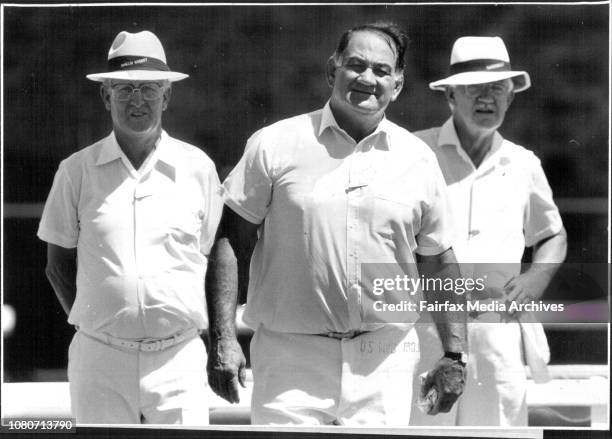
[390, 72, 404, 102]
[444, 86, 455, 105]
[325, 56, 337, 89]
[162, 85, 172, 111]
[100, 84, 111, 111]
[506, 90, 515, 107]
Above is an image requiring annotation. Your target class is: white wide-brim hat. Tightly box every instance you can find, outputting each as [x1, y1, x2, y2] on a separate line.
[429, 36, 530, 93]
[87, 30, 188, 82]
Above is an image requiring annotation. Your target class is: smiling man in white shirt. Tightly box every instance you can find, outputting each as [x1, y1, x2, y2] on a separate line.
[410, 36, 567, 426]
[206, 22, 467, 426]
[38, 30, 223, 424]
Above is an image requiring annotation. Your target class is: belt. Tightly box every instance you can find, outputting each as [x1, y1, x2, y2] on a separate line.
[77, 327, 200, 352]
[318, 329, 368, 340]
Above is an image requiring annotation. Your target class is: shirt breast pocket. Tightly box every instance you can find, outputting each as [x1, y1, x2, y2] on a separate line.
[478, 171, 526, 225]
[167, 207, 203, 247]
[370, 189, 421, 249]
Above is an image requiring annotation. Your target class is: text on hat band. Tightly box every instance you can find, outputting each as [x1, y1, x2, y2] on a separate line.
[108, 55, 170, 72]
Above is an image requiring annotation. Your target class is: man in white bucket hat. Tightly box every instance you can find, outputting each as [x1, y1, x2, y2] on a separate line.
[38, 30, 224, 424]
[410, 36, 567, 426]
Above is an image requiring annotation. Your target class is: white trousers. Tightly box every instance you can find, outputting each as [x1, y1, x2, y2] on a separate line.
[68, 331, 209, 425]
[409, 313, 527, 426]
[250, 324, 419, 426]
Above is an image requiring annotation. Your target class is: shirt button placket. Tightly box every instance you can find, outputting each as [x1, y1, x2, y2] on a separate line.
[346, 150, 364, 328]
[133, 182, 145, 318]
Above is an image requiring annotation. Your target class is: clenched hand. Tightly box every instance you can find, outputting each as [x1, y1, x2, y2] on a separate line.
[421, 356, 466, 415]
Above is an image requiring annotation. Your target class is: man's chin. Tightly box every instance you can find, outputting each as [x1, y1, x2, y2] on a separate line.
[331, 98, 383, 120]
[123, 123, 156, 135]
[472, 115, 502, 129]
[347, 100, 382, 115]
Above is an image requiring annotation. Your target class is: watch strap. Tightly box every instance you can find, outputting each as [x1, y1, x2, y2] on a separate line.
[444, 351, 467, 364]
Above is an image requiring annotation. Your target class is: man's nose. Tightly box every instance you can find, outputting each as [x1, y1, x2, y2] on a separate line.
[477, 88, 495, 101]
[357, 67, 377, 85]
[129, 89, 145, 106]
[480, 84, 498, 96]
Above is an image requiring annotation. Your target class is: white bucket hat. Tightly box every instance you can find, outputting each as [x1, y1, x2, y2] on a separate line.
[86, 30, 188, 82]
[429, 36, 530, 93]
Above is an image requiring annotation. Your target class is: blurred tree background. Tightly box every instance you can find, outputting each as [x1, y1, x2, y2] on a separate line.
[2, 4, 609, 379]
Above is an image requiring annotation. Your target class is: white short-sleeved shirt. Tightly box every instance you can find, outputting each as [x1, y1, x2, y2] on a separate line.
[38, 131, 223, 339]
[415, 118, 563, 277]
[223, 103, 453, 334]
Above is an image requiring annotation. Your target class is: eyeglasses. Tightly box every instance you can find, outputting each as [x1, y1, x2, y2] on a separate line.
[463, 80, 513, 98]
[111, 83, 165, 101]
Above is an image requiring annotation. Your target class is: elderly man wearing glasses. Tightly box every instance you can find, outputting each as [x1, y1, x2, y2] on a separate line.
[38, 31, 223, 425]
[410, 36, 567, 426]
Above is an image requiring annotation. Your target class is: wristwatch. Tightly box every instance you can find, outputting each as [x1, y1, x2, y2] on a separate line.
[444, 351, 468, 365]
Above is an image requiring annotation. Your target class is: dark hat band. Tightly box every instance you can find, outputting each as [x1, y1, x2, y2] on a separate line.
[107, 55, 170, 72]
[450, 59, 511, 75]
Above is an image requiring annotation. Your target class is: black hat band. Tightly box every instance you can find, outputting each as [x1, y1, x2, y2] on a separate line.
[107, 55, 170, 72]
[449, 59, 511, 76]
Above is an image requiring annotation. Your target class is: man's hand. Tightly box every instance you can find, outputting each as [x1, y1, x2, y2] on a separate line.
[503, 270, 551, 315]
[504, 230, 567, 315]
[207, 337, 247, 403]
[421, 357, 466, 415]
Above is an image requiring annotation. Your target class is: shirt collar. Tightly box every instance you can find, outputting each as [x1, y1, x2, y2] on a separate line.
[318, 101, 392, 150]
[438, 117, 504, 164]
[154, 130, 177, 168]
[95, 130, 176, 169]
[95, 132, 123, 166]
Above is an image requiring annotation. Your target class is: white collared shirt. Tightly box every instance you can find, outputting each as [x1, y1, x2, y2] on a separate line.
[223, 103, 453, 333]
[38, 131, 223, 339]
[415, 118, 563, 273]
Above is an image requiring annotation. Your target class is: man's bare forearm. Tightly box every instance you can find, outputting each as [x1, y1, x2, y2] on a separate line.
[528, 227, 568, 281]
[205, 207, 254, 403]
[47, 268, 77, 316]
[45, 245, 77, 316]
[206, 237, 239, 342]
[418, 248, 467, 353]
